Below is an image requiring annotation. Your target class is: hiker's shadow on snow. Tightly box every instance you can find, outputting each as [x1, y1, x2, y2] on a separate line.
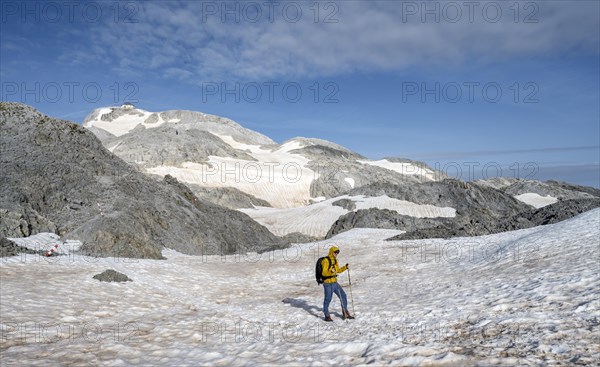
[282, 298, 344, 319]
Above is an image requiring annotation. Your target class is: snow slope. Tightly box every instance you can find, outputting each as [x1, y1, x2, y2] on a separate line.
[240, 195, 456, 237]
[8, 232, 82, 254]
[84, 107, 163, 137]
[358, 159, 437, 181]
[514, 193, 559, 209]
[1, 210, 598, 366]
[147, 135, 318, 208]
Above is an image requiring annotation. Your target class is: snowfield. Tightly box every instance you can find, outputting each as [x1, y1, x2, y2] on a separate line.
[240, 195, 456, 237]
[1, 210, 598, 366]
[514, 193, 559, 209]
[84, 107, 165, 137]
[358, 159, 437, 181]
[147, 135, 318, 208]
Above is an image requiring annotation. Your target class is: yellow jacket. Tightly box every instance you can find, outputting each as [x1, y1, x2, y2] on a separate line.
[321, 246, 347, 284]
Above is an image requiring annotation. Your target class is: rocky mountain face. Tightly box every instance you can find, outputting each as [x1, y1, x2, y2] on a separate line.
[0, 102, 283, 259]
[84, 107, 276, 145]
[475, 177, 598, 200]
[390, 197, 600, 241]
[6, 102, 594, 255]
[83, 105, 444, 209]
[100, 125, 257, 168]
[327, 179, 600, 240]
[289, 141, 448, 200]
[326, 179, 532, 238]
[81, 104, 600, 244]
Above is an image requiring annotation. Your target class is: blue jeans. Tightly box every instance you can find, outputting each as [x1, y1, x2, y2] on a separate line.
[323, 282, 348, 316]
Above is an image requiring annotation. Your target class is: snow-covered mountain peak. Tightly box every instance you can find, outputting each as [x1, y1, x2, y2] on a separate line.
[82, 105, 450, 209]
[83, 105, 275, 146]
[83, 105, 158, 137]
[283, 136, 362, 157]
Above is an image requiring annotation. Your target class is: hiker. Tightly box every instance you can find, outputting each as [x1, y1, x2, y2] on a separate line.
[321, 246, 354, 321]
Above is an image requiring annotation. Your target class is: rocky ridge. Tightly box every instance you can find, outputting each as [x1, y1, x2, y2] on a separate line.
[0, 102, 284, 259]
[84, 105, 446, 208]
[326, 180, 600, 240]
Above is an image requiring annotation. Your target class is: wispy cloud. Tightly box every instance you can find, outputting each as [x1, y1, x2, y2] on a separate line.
[58, 1, 599, 81]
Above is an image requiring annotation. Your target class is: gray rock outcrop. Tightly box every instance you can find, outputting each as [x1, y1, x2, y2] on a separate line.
[184, 184, 271, 209]
[0, 102, 284, 259]
[102, 126, 256, 168]
[279, 232, 321, 245]
[527, 198, 600, 225]
[0, 208, 57, 238]
[349, 179, 529, 215]
[290, 142, 447, 199]
[332, 198, 356, 211]
[326, 208, 447, 238]
[328, 179, 536, 239]
[475, 178, 598, 201]
[329, 179, 600, 240]
[92, 269, 132, 282]
[0, 237, 45, 257]
[391, 197, 600, 241]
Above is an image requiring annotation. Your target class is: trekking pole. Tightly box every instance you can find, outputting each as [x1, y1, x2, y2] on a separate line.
[348, 269, 355, 315]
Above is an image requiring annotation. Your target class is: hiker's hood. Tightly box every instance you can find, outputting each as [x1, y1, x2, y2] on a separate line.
[328, 246, 339, 257]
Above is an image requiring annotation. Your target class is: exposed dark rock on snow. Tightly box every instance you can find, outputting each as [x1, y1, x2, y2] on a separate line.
[326, 208, 446, 238]
[279, 232, 321, 245]
[475, 178, 598, 201]
[184, 184, 272, 209]
[332, 198, 356, 211]
[0, 102, 283, 259]
[327, 179, 599, 239]
[329, 178, 600, 241]
[93, 269, 132, 282]
[288, 137, 364, 160]
[387, 198, 600, 241]
[348, 180, 529, 213]
[528, 198, 600, 225]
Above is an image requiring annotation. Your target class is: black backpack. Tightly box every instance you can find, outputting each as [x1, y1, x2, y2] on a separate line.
[315, 256, 336, 285]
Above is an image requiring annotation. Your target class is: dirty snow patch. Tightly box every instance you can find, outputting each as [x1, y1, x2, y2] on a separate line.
[515, 193, 558, 208]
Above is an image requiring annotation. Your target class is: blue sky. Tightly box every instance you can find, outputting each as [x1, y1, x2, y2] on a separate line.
[1, 0, 599, 187]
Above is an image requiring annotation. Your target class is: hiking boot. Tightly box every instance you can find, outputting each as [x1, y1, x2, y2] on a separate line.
[343, 310, 355, 320]
[324, 315, 333, 322]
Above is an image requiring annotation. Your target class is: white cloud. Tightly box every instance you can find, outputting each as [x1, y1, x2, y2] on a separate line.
[63, 1, 599, 81]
